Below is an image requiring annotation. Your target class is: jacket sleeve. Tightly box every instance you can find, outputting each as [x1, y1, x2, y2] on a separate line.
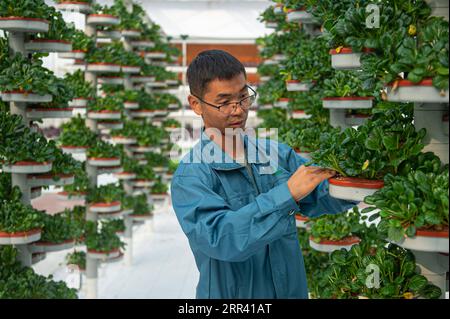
[283, 145, 359, 218]
[171, 173, 299, 262]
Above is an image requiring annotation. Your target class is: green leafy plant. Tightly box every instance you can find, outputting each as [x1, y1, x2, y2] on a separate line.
[85, 220, 125, 252]
[30, 7, 75, 41]
[65, 250, 86, 270]
[151, 178, 168, 194]
[63, 168, 89, 197]
[135, 165, 156, 181]
[86, 140, 121, 159]
[86, 183, 123, 204]
[48, 148, 80, 178]
[0, 173, 22, 202]
[102, 219, 125, 234]
[38, 211, 79, 244]
[145, 152, 168, 167]
[323, 71, 373, 98]
[163, 119, 181, 128]
[362, 154, 449, 242]
[0, 0, 52, 19]
[58, 115, 97, 147]
[89, 96, 122, 112]
[324, 240, 441, 299]
[309, 105, 425, 179]
[64, 70, 96, 99]
[0, 53, 67, 96]
[130, 194, 152, 215]
[0, 200, 44, 233]
[282, 119, 338, 153]
[309, 206, 365, 243]
[0, 246, 77, 299]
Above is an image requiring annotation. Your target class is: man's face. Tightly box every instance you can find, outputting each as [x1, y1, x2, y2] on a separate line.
[189, 73, 249, 134]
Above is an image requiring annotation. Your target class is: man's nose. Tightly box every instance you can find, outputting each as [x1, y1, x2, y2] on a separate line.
[231, 102, 245, 115]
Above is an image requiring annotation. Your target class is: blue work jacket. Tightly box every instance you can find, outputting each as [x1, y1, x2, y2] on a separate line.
[171, 132, 356, 299]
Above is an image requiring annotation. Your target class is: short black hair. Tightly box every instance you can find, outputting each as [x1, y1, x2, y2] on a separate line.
[187, 50, 247, 98]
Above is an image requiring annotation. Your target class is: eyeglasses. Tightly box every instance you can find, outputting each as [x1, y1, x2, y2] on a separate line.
[191, 85, 257, 115]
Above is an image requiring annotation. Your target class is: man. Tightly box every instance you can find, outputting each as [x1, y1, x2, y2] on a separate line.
[171, 50, 356, 299]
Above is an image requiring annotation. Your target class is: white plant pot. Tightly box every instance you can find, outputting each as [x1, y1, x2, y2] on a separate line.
[153, 167, 167, 173]
[86, 63, 121, 73]
[151, 193, 168, 201]
[130, 110, 155, 118]
[165, 127, 181, 133]
[98, 76, 123, 85]
[130, 214, 152, 221]
[262, 58, 278, 66]
[0, 17, 49, 33]
[111, 136, 137, 145]
[286, 10, 316, 24]
[131, 41, 155, 48]
[274, 5, 284, 14]
[89, 201, 121, 213]
[97, 121, 123, 130]
[166, 80, 179, 86]
[273, 54, 286, 61]
[124, 102, 139, 109]
[56, 2, 92, 14]
[265, 22, 278, 29]
[323, 97, 374, 109]
[329, 48, 373, 70]
[291, 110, 311, 119]
[137, 160, 148, 165]
[295, 215, 309, 229]
[27, 107, 73, 119]
[386, 79, 449, 103]
[258, 104, 272, 111]
[131, 180, 155, 187]
[286, 81, 314, 92]
[394, 229, 449, 253]
[128, 145, 158, 153]
[131, 76, 156, 83]
[97, 166, 123, 175]
[96, 210, 125, 219]
[56, 191, 86, 201]
[274, 99, 289, 108]
[294, 150, 312, 160]
[146, 82, 168, 88]
[309, 236, 361, 253]
[27, 174, 74, 187]
[0, 229, 41, 245]
[96, 30, 122, 39]
[87, 249, 120, 260]
[328, 177, 384, 202]
[260, 76, 271, 83]
[25, 40, 72, 53]
[87, 157, 121, 167]
[59, 50, 87, 60]
[426, 0, 449, 21]
[87, 111, 121, 120]
[1, 91, 52, 103]
[68, 98, 89, 108]
[121, 29, 141, 38]
[61, 145, 88, 155]
[145, 52, 166, 59]
[121, 66, 141, 74]
[2, 161, 52, 174]
[86, 14, 120, 26]
[32, 239, 75, 253]
[114, 172, 136, 180]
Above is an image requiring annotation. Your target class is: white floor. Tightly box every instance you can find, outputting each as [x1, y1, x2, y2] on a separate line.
[32, 200, 199, 299]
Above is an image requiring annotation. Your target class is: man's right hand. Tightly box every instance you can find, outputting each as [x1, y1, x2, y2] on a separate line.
[287, 165, 336, 202]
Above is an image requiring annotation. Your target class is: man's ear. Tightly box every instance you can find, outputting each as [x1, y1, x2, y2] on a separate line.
[188, 95, 202, 116]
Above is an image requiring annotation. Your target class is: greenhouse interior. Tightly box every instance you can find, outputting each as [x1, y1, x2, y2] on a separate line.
[0, 0, 448, 300]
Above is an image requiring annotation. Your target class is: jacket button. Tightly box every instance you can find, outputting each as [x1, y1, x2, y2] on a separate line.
[289, 210, 295, 216]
